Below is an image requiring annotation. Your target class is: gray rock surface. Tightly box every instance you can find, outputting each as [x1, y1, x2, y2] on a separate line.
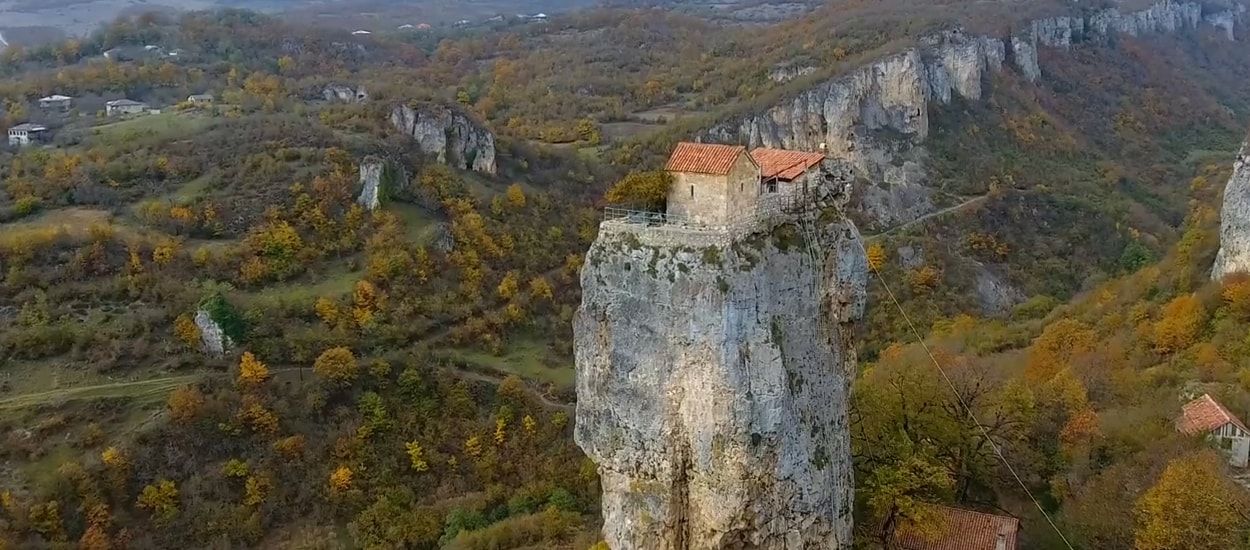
[358, 157, 383, 211]
[575, 192, 867, 548]
[390, 103, 497, 174]
[194, 308, 231, 356]
[973, 263, 1024, 317]
[323, 84, 368, 103]
[1212, 140, 1250, 279]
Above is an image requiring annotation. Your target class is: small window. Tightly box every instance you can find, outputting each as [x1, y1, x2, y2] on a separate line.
[1222, 437, 1234, 450]
[766, 180, 778, 193]
[690, 185, 694, 198]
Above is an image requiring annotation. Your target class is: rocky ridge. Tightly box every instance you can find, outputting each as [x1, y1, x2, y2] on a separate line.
[1212, 138, 1250, 279]
[390, 103, 498, 175]
[575, 184, 867, 547]
[705, 0, 1245, 230]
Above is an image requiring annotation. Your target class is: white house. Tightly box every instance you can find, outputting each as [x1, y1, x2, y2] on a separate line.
[187, 93, 214, 104]
[1177, 393, 1250, 468]
[8, 123, 49, 146]
[38, 94, 73, 112]
[106, 99, 148, 117]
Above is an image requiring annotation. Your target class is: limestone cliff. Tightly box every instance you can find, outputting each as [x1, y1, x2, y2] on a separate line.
[390, 103, 497, 174]
[194, 308, 231, 356]
[1212, 139, 1250, 279]
[575, 192, 867, 547]
[358, 157, 383, 211]
[705, 0, 1244, 230]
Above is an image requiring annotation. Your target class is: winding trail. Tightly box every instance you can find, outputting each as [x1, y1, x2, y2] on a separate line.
[864, 193, 989, 241]
[0, 364, 572, 414]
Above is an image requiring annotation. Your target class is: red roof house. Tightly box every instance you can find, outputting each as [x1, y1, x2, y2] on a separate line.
[892, 504, 1019, 550]
[1176, 393, 1250, 467]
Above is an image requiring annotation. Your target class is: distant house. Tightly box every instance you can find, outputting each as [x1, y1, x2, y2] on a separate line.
[892, 504, 1019, 550]
[398, 24, 415, 30]
[187, 93, 214, 104]
[1177, 393, 1250, 467]
[38, 94, 73, 112]
[416, 23, 432, 30]
[8, 123, 49, 147]
[351, 30, 372, 35]
[106, 99, 148, 117]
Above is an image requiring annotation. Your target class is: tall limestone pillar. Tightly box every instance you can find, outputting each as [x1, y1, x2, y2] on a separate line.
[573, 188, 867, 548]
[1213, 139, 1250, 280]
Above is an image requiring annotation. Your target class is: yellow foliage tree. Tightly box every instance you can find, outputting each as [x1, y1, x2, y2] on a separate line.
[1135, 452, 1248, 549]
[1026, 319, 1096, 383]
[237, 351, 270, 387]
[406, 441, 429, 472]
[243, 474, 270, 507]
[136, 480, 179, 524]
[465, 435, 483, 458]
[329, 466, 353, 493]
[1152, 294, 1206, 354]
[866, 242, 887, 271]
[314, 347, 358, 384]
[528, 276, 554, 302]
[314, 297, 339, 327]
[167, 385, 205, 424]
[173, 313, 201, 350]
[497, 271, 520, 300]
[237, 398, 279, 435]
[494, 417, 508, 446]
[505, 184, 527, 209]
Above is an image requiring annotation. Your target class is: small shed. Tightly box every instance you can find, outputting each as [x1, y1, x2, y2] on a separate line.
[187, 93, 215, 104]
[1177, 393, 1250, 468]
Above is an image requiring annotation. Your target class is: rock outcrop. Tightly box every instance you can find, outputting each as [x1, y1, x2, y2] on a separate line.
[390, 103, 497, 175]
[1212, 139, 1250, 279]
[194, 308, 231, 356]
[324, 84, 368, 103]
[575, 188, 867, 547]
[358, 157, 384, 210]
[706, 0, 1244, 230]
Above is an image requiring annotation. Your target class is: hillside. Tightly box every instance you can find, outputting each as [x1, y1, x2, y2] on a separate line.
[0, 1, 1247, 548]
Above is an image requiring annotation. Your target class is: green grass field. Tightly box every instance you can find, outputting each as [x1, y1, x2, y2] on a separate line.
[437, 335, 574, 390]
[86, 111, 215, 150]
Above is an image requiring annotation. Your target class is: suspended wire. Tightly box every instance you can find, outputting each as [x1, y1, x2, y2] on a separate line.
[851, 237, 1077, 550]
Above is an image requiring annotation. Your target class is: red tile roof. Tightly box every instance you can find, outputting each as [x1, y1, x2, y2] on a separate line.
[664, 142, 749, 175]
[893, 504, 1019, 550]
[750, 148, 826, 181]
[1177, 394, 1249, 435]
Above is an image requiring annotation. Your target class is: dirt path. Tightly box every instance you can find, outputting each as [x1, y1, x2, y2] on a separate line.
[0, 374, 203, 412]
[865, 194, 989, 241]
[0, 364, 574, 413]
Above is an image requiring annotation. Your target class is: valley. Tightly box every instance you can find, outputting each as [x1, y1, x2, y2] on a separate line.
[0, 0, 1248, 548]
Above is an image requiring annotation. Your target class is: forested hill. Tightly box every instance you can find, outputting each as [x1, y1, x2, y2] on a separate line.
[0, 2, 1247, 548]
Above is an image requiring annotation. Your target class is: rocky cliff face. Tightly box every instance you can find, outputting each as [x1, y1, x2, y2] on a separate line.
[358, 157, 383, 211]
[390, 104, 498, 175]
[706, 0, 1244, 230]
[194, 308, 231, 356]
[575, 191, 867, 547]
[1212, 139, 1250, 279]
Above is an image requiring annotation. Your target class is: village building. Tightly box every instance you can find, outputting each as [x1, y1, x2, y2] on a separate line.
[662, 141, 828, 226]
[892, 504, 1018, 550]
[38, 94, 73, 112]
[1176, 393, 1250, 467]
[106, 99, 148, 117]
[7, 123, 49, 147]
[187, 93, 215, 104]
